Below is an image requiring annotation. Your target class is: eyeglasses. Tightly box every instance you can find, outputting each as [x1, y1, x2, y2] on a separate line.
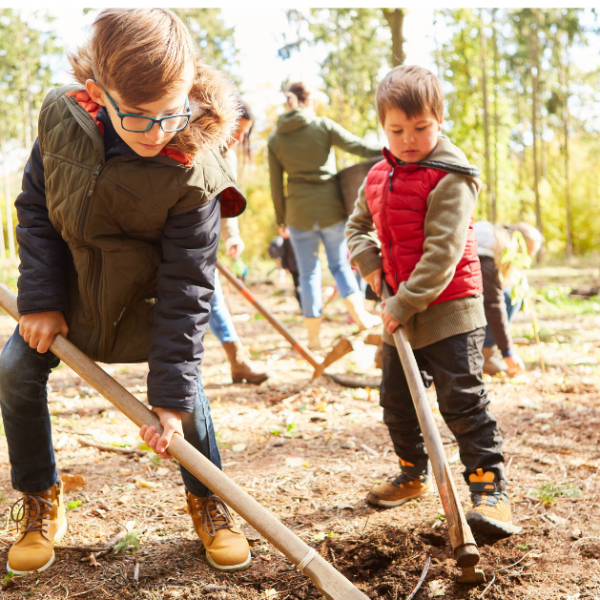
[103, 89, 192, 133]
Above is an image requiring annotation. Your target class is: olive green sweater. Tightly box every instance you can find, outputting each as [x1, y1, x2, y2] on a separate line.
[268, 108, 381, 230]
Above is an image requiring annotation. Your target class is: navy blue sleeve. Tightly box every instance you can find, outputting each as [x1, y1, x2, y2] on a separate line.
[16, 138, 71, 315]
[147, 195, 221, 412]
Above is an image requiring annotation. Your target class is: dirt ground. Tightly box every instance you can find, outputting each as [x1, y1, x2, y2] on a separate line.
[1, 274, 600, 600]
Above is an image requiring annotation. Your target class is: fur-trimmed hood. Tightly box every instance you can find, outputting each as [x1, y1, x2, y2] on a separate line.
[172, 59, 240, 158]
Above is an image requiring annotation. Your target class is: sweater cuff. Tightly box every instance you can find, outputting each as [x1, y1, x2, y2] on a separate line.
[353, 250, 382, 279]
[501, 347, 514, 358]
[385, 289, 416, 326]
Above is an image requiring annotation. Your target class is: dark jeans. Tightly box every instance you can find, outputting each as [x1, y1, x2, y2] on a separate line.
[0, 326, 220, 497]
[380, 328, 505, 484]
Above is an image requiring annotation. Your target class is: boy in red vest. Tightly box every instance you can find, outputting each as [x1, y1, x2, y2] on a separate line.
[346, 65, 517, 536]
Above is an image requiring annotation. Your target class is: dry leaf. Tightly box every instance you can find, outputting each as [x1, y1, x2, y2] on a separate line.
[136, 479, 162, 489]
[116, 469, 133, 477]
[101, 484, 111, 495]
[118, 495, 132, 505]
[62, 474, 89, 491]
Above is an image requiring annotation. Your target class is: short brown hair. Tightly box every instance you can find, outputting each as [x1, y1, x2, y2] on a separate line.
[286, 82, 311, 105]
[376, 65, 444, 125]
[68, 9, 241, 157]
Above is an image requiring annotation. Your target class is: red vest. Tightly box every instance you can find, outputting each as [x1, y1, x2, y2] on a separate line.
[365, 149, 482, 305]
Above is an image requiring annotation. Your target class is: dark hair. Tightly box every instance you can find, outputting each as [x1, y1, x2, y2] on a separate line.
[376, 64, 444, 124]
[286, 82, 310, 105]
[237, 99, 254, 161]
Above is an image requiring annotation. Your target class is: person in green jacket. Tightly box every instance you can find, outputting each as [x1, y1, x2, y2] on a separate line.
[268, 82, 382, 349]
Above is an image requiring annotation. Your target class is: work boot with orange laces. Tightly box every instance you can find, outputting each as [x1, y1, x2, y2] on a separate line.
[366, 458, 432, 508]
[186, 492, 251, 572]
[7, 480, 67, 575]
[466, 469, 519, 535]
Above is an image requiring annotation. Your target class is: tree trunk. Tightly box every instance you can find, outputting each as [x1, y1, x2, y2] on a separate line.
[382, 9, 405, 66]
[19, 16, 33, 151]
[433, 10, 444, 81]
[480, 10, 493, 222]
[529, 15, 543, 237]
[1, 130, 15, 260]
[562, 46, 572, 260]
[492, 9, 499, 222]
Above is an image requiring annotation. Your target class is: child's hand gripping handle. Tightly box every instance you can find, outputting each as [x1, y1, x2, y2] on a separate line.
[380, 281, 480, 572]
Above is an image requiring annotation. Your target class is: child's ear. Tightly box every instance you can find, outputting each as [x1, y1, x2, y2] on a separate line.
[437, 119, 443, 132]
[85, 79, 106, 107]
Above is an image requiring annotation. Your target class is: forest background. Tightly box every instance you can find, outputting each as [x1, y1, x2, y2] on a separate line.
[0, 7, 599, 265]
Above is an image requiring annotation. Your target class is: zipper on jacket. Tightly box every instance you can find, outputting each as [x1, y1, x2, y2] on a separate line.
[382, 165, 400, 290]
[79, 164, 105, 357]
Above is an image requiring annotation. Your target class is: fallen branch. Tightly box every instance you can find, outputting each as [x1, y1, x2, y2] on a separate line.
[77, 438, 146, 456]
[69, 584, 106, 598]
[406, 556, 431, 600]
[478, 573, 496, 598]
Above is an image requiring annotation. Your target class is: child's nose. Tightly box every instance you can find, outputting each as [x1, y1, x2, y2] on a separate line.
[145, 122, 165, 142]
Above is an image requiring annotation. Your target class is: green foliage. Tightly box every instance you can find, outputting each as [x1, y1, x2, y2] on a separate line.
[529, 482, 582, 504]
[113, 529, 141, 553]
[517, 543, 530, 551]
[67, 500, 82, 509]
[310, 531, 339, 542]
[3, 571, 14, 583]
[171, 9, 238, 83]
[281, 9, 390, 169]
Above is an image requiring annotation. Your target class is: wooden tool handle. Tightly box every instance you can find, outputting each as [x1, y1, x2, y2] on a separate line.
[0, 283, 368, 600]
[382, 283, 479, 567]
[217, 260, 320, 369]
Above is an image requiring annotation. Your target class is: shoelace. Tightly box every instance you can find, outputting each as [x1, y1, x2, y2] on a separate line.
[11, 493, 53, 541]
[199, 496, 237, 539]
[387, 471, 422, 486]
[471, 491, 505, 507]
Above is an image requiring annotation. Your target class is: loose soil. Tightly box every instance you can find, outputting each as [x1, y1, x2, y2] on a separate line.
[1, 277, 600, 599]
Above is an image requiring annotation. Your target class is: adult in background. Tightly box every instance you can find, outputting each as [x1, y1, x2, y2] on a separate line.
[213, 101, 269, 384]
[268, 82, 382, 349]
[474, 220, 544, 376]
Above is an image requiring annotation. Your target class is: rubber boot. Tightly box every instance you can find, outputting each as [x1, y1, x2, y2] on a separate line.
[7, 480, 67, 575]
[482, 346, 507, 376]
[305, 317, 322, 350]
[186, 492, 251, 572]
[343, 292, 382, 330]
[222, 341, 268, 384]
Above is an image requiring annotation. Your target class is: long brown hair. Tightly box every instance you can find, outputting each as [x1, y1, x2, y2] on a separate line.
[68, 8, 240, 157]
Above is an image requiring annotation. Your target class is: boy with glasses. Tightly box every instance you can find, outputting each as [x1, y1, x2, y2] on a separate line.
[0, 9, 251, 575]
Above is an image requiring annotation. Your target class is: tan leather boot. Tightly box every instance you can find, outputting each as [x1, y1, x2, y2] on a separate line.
[343, 292, 381, 330]
[367, 459, 432, 508]
[186, 492, 251, 572]
[466, 469, 519, 535]
[222, 341, 268, 384]
[305, 317, 322, 350]
[482, 346, 507, 376]
[7, 480, 67, 575]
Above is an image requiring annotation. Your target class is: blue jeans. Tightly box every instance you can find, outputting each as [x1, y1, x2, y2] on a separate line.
[484, 289, 523, 348]
[208, 275, 239, 344]
[288, 220, 360, 318]
[0, 326, 220, 497]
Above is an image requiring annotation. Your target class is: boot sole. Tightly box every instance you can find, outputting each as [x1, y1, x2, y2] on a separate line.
[367, 486, 432, 508]
[466, 511, 521, 536]
[205, 549, 252, 572]
[7, 517, 68, 576]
